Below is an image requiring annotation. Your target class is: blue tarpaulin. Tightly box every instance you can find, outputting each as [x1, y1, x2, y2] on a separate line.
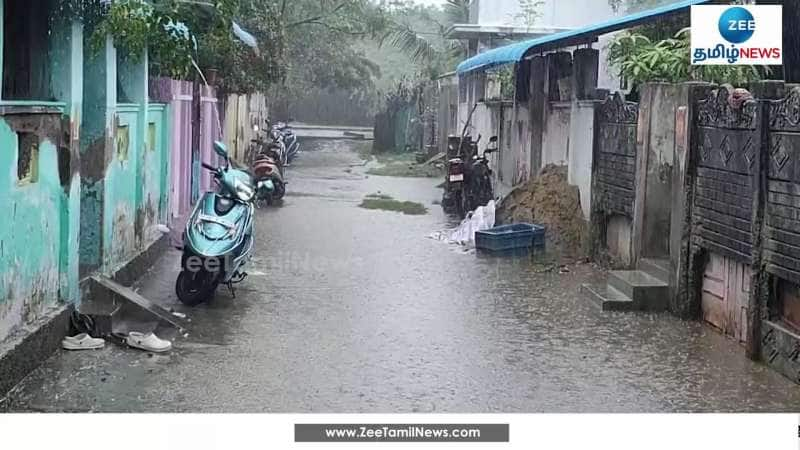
[456, 0, 711, 75]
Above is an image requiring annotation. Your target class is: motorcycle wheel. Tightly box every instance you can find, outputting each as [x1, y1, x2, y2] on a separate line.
[442, 190, 464, 217]
[175, 269, 219, 306]
[272, 180, 286, 201]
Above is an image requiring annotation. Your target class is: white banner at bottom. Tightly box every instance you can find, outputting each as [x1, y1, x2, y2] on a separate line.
[0, 413, 797, 449]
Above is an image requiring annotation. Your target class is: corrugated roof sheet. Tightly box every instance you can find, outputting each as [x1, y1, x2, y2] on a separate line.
[456, 0, 711, 74]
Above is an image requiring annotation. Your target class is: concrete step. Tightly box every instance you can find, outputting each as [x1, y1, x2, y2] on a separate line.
[639, 258, 670, 283]
[80, 275, 189, 339]
[608, 270, 669, 312]
[581, 283, 637, 312]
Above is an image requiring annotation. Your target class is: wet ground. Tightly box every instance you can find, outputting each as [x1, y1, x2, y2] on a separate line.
[3, 139, 800, 413]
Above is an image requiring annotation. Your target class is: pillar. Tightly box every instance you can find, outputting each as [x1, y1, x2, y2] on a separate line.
[571, 48, 599, 101]
[79, 34, 116, 276]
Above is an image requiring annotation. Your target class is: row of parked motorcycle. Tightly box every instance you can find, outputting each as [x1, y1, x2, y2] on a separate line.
[249, 119, 301, 208]
[173, 120, 300, 306]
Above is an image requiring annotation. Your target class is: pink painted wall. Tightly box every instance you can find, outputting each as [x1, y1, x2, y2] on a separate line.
[149, 78, 223, 243]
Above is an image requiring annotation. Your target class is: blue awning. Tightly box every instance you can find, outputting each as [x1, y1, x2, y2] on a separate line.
[456, 0, 711, 75]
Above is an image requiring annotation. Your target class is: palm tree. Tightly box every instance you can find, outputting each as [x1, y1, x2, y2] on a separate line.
[381, 0, 471, 73]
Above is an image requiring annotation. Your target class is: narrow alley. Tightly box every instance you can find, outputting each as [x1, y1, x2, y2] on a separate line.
[3, 139, 800, 413]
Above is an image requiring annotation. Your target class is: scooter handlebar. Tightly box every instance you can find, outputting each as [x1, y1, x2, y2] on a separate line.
[201, 162, 217, 172]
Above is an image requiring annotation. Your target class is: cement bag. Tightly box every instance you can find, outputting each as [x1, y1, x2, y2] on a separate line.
[449, 200, 496, 244]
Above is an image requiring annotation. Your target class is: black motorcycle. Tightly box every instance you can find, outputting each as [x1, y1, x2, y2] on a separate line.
[442, 135, 497, 217]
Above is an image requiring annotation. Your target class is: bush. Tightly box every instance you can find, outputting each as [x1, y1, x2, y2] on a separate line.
[608, 28, 768, 89]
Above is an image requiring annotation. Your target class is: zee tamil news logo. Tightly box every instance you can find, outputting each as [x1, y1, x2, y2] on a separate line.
[691, 5, 782, 66]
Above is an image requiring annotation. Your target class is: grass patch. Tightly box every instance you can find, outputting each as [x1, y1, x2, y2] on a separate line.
[359, 193, 428, 215]
[361, 151, 442, 178]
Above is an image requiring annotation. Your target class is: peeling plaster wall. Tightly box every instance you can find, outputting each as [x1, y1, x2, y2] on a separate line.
[141, 104, 168, 246]
[0, 121, 65, 341]
[0, 13, 82, 341]
[104, 106, 140, 272]
[541, 103, 571, 167]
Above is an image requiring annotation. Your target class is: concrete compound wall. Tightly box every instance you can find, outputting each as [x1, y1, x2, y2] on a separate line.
[541, 103, 571, 168]
[633, 83, 690, 262]
[454, 48, 602, 220]
[0, 14, 82, 341]
[568, 101, 596, 220]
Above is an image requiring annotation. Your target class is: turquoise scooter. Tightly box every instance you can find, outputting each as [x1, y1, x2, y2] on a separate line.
[175, 142, 256, 306]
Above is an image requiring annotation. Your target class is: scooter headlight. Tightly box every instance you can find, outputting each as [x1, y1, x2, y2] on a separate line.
[257, 179, 275, 192]
[234, 178, 255, 202]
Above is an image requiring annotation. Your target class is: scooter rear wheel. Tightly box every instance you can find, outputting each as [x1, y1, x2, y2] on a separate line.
[272, 180, 286, 201]
[175, 270, 219, 306]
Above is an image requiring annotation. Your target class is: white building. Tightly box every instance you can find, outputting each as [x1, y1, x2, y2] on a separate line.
[448, 0, 621, 56]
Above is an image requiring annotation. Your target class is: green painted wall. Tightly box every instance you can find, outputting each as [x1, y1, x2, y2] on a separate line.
[0, 5, 174, 340]
[144, 104, 168, 243]
[78, 34, 116, 275]
[0, 11, 82, 340]
[0, 123, 66, 341]
[104, 105, 139, 271]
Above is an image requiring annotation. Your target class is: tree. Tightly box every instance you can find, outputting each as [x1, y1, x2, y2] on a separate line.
[607, 28, 767, 91]
[267, 0, 392, 117]
[379, 0, 472, 79]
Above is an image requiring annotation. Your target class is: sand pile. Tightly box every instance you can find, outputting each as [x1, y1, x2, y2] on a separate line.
[497, 164, 588, 260]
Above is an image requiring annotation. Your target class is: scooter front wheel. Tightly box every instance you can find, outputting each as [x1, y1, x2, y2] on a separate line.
[175, 270, 219, 306]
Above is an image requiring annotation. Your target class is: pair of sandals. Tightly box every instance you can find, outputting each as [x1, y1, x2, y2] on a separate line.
[62, 332, 172, 353]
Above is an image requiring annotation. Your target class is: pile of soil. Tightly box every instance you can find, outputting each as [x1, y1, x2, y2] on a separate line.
[497, 164, 588, 260]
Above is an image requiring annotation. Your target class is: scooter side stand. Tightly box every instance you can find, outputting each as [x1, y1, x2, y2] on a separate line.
[226, 272, 248, 298]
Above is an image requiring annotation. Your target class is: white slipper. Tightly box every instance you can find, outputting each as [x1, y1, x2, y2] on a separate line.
[125, 332, 172, 353]
[62, 333, 105, 350]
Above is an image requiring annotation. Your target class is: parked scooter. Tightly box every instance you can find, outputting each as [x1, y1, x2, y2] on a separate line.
[268, 121, 289, 167]
[251, 120, 287, 206]
[275, 119, 300, 164]
[175, 141, 255, 306]
[251, 147, 286, 207]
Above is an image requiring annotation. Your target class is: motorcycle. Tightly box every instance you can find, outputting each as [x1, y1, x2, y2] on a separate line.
[251, 146, 286, 207]
[268, 121, 289, 167]
[442, 135, 497, 217]
[462, 136, 498, 213]
[175, 141, 256, 306]
[275, 119, 300, 164]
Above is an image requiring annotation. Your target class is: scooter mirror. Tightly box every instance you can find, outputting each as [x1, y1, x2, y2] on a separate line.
[213, 141, 229, 159]
[487, 136, 499, 152]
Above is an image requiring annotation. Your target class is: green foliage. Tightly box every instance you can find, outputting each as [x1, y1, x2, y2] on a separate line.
[199, 1, 286, 93]
[275, 0, 390, 100]
[496, 66, 516, 100]
[91, 0, 200, 79]
[380, 0, 470, 80]
[608, 28, 767, 88]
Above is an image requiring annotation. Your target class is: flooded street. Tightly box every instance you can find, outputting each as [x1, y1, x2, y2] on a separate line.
[4, 139, 800, 413]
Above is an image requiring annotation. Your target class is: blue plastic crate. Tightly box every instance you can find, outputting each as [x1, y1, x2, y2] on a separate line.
[475, 223, 546, 253]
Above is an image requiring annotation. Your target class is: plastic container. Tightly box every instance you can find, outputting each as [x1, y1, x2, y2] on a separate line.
[475, 223, 546, 253]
